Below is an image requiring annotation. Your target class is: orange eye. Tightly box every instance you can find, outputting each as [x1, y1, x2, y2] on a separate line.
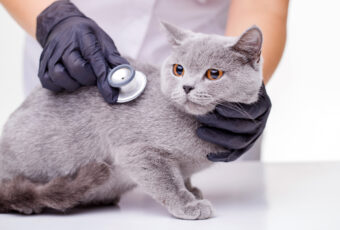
[173, 64, 184, 77]
[206, 69, 223, 80]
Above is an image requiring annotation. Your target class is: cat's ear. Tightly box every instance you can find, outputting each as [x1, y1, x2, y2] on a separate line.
[161, 21, 192, 47]
[232, 25, 263, 63]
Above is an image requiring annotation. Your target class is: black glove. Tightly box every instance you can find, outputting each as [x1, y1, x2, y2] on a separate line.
[36, 0, 128, 103]
[196, 84, 271, 162]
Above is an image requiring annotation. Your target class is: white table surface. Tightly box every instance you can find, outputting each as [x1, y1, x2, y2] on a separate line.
[1, 162, 339, 230]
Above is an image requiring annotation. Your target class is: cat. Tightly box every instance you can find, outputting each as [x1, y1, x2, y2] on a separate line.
[0, 22, 263, 219]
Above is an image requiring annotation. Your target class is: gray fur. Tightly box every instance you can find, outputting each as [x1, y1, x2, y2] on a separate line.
[0, 161, 110, 214]
[0, 23, 263, 219]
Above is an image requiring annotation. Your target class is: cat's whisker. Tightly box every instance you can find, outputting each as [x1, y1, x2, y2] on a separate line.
[171, 90, 186, 104]
[171, 91, 182, 99]
[216, 101, 255, 121]
[232, 103, 254, 120]
[221, 102, 245, 113]
[188, 92, 214, 105]
[216, 101, 244, 115]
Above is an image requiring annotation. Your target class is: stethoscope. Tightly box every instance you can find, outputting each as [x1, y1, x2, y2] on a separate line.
[107, 64, 147, 103]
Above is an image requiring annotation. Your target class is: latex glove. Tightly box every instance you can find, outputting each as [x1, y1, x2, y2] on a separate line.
[196, 84, 271, 162]
[36, 0, 128, 103]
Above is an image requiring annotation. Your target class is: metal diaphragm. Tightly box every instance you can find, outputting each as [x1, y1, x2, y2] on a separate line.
[107, 64, 147, 103]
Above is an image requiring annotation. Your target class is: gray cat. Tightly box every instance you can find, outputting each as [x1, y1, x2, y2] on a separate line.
[0, 22, 263, 219]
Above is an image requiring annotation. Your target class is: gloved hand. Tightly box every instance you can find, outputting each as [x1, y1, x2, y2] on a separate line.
[196, 84, 271, 162]
[36, 0, 128, 103]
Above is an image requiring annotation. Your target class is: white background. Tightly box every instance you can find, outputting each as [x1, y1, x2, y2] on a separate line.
[0, 0, 340, 162]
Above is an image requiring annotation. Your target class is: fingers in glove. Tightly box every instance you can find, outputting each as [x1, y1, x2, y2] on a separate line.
[79, 32, 118, 103]
[38, 40, 58, 82]
[48, 62, 80, 91]
[38, 41, 67, 92]
[196, 126, 260, 150]
[207, 150, 237, 162]
[43, 39, 73, 90]
[98, 31, 129, 67]
[207, 149, 246, 162]
[62, 49, 96, 86]
[39, 72, 63, 92]
[207, 130, 262, 162]
[106, 54, 129, 68]
[196, 112, 261, 134]
[79, 31, 107, 79]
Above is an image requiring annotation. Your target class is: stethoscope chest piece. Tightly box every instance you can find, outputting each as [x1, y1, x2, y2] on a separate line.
[107, 64, 147, 103]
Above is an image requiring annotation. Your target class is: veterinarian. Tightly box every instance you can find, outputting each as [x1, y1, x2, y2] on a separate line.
[1, 0, 288, 161]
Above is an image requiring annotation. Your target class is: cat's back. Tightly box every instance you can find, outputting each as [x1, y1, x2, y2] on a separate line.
[6, 61, 161, 130]
[0, 62, 166, 177]
[2, 61, 166, 147]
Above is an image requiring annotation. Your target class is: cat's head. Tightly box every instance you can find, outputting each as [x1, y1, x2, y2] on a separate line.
[160, 22, 263, 115]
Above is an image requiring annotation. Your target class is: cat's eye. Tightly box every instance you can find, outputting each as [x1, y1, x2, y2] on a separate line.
[173, 64, 184, 77]
[206, 69, 223, 80]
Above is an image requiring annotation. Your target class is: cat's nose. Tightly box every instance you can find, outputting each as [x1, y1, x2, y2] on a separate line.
[183, 85, 194, 94]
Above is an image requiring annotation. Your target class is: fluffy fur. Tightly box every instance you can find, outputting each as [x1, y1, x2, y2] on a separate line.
[0, 162, 110, 214]
[0, 22, 263, 219]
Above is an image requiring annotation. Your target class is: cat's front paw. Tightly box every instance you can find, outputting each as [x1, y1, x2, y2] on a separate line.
[171, 199, 214, 220]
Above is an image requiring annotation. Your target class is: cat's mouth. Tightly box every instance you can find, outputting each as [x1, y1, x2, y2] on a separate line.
[182, 98, 213, 115]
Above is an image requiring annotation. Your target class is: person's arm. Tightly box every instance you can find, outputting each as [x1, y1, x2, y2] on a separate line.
[226, 0, 289, 83]
[0, 0, 56, 38]
[1, 0, 128, 104]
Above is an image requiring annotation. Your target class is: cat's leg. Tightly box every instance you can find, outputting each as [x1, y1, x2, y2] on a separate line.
[184, 178, 203, 200]
[119, 146, 213, 220]
[80, 167, 136, 208]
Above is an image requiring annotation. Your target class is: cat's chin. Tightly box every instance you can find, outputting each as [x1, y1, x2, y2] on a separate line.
[183, 101, 214, 116]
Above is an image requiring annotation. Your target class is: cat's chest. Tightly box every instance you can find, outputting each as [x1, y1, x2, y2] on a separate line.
[111, 79, 223, 163]
[139, 103, 221, 163]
